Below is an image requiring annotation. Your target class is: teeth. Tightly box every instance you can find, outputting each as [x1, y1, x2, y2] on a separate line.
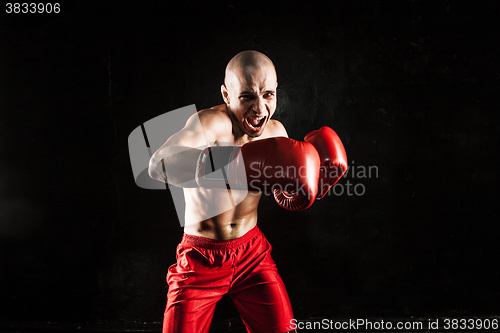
[247, 116, 265, 129]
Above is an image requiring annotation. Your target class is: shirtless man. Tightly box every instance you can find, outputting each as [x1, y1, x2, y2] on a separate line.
[149, 50, 347, 333]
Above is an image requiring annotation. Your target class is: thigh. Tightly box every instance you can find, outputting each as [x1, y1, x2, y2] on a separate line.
[163, 244, 233, 333]
[229, 235, 295, 333]
[163, 292, 219, 333]
[230, 269, 294, 333]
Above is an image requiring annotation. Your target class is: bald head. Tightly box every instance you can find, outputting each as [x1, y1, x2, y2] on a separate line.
[221, 50, 278, 138]
[224, 50, 276, 88]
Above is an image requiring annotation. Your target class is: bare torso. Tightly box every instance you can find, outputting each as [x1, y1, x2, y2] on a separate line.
[183, 187, 262, 239]
[182, 104, 286, 240]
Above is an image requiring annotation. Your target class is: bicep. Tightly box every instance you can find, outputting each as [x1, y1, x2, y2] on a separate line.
[149, 113, 209, 178]
[165, 109, 230, 148]
[164, 113, 211, 150]
[149, 112, 214, 185]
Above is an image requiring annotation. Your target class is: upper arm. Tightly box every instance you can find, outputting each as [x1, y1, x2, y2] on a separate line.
[148, 108, 232, 183]
[163, 108, 232, 149]
[163, 112, 208, 150]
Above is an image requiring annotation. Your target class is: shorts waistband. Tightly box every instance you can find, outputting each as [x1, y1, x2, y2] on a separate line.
[181, 225, 261, 250]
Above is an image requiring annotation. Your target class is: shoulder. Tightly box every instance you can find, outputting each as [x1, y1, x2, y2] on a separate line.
[184, 104, 232, 132]
[187, 104, 232, 143]
[197, 105, 232, 131]
[266, 119, 288, 138]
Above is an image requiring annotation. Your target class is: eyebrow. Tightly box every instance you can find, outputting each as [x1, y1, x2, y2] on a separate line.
[239, 89, 276, 95]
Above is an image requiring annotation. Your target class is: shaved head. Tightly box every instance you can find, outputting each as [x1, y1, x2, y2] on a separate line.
[224, 50, 277, 88]
[221, 50, 278, 138]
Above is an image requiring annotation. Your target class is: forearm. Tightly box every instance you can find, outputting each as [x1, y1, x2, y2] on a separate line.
[148, 146, 202, 187]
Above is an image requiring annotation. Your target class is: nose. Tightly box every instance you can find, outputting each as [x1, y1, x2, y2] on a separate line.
[252, 96, 266, 115]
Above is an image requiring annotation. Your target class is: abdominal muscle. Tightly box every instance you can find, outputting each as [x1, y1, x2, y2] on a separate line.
[183, 187, 263, 240]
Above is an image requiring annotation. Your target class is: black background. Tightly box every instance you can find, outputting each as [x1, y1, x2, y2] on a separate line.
[1, 0, 499, 331]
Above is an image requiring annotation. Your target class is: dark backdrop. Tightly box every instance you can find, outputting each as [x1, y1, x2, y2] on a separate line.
[1, 0, 499, 331]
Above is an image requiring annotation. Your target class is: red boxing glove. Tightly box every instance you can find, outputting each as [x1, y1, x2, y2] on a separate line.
[243, 138, 320, 211]
[304, 126, 348, 199]
[196, 137, 320, 211]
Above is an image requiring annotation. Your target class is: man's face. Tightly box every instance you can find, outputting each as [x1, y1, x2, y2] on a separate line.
[222, 65, 277, 138]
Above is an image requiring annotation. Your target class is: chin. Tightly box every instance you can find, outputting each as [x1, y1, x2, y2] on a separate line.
[248, 132, 263, 138]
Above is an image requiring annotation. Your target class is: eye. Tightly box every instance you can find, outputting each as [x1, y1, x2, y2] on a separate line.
[239, 95, 253, 101]
[264, 92, 275, 98]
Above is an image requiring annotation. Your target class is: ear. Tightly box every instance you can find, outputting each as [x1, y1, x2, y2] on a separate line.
[221, 84, 230, 105]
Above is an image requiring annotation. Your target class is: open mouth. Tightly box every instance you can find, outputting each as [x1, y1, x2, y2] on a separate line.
[245, 116, 266, 132]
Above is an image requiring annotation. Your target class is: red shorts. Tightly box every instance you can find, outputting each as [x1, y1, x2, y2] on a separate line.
[163, 226, 294, 333]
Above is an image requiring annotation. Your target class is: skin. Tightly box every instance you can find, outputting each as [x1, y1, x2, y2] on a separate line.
[150, 51, 297, 332]
[149, 50, 288, 240]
